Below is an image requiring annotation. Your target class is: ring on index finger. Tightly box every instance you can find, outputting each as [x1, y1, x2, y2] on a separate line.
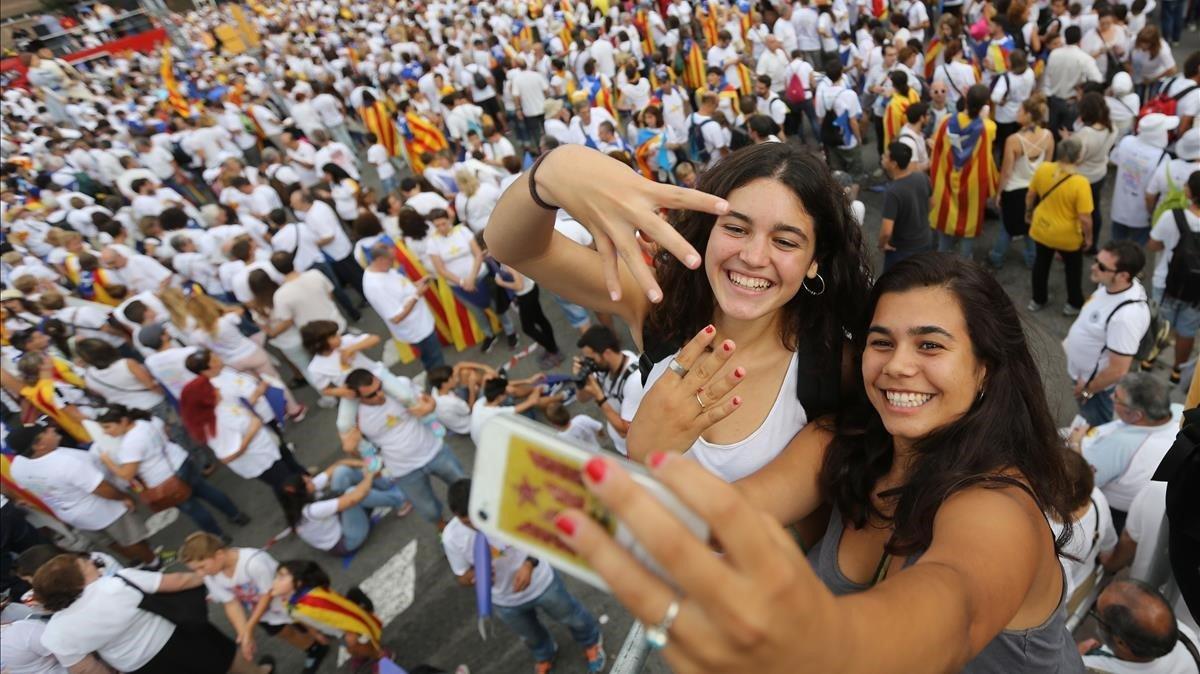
[644, 598, 681, 650]
[667, 358, 688, 378]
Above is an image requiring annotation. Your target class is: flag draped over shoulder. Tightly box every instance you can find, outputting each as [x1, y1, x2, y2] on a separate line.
[697, 6, 719, 46]
[735, 63, 754, 96]
[883, 88, 920, 147]
[682, 38, 706, 90]
[20, 381, 92, 443]
[923, 38, 943, 80]
[583, 75, 615, 116]
[160, 46, 191, 118]
[929, 113, 997, 238]
[67, 261, 119, 306]
[359, 101, 401, 157]
[0, 452, 55, 518]
[288, 587, 382, 648]
[635, 8, 655, 55]
[401, 111, 449, 173]
[633, 128, 669, 179]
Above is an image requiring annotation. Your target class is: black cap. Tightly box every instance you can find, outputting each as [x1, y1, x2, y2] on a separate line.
[138, 322, 167, 350]
[6, 422, 50, 457]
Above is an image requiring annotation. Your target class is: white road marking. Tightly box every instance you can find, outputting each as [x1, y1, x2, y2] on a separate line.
[336, 539, 419, 666]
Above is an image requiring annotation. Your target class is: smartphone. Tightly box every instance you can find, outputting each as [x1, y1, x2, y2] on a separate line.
[470, 414, 709, 591]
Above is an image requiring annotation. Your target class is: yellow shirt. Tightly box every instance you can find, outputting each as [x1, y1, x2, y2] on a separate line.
[1028, 162, 1093, 252]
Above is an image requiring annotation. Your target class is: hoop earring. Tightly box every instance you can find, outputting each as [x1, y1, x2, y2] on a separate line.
[802, 273, 826, 296]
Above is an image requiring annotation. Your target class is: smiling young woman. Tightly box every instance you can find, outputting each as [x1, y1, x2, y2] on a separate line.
[554, 253, 1083, 673]
[485, 143, 870, 481]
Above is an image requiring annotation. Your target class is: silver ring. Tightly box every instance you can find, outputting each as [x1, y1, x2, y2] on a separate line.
[694, 392, 706, 410]
[667, 358, 688, 378]
[644, 599, 680, 650]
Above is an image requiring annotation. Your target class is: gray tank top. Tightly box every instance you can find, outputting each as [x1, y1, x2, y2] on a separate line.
[807, 506, 1085, 673]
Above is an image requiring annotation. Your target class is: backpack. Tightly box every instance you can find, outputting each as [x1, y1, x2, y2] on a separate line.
[1092, 298, 1166, 378]
[1150, 163, 1192, 231]
[786, 71, 808, 104]
[819, 88, 845, 148]
[470, 65, 488, 90]
[1137, 77, 1200, 133]
[1164, 209, 1200, 305]
[687, 114, 718, 163]
[1150, 405, 1200, 625]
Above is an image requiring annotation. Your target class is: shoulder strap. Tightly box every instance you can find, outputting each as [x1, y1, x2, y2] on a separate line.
[1038, 173, 1073, 202]
[1175, 209, 1194, 242]
[1180, 629, 1200, 668]
[1088, 496, 1100, 551]
[1173, 83, 1200, 101]
[115, 572, 147, 596]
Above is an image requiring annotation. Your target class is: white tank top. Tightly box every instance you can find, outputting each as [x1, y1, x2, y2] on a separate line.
[640, 351, 806, 482]
[1004, 132, 1049, 192]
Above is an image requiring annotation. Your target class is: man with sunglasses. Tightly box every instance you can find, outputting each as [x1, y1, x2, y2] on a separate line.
[343, 368, 466, 531]
[1078, 580, 1200, 673]
[1063, 240, 1151, 427]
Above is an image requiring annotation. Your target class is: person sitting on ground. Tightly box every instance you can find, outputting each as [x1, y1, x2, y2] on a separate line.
[469, 375, 544, 447]
[543, 400, 606, 452]
[1067, 372, 1184, 532]
[427, 361, 496, 436]
[1078, 580, 1200, 673]
[275, 457, 409, 555]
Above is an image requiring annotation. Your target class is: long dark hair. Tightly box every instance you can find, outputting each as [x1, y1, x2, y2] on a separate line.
[279, 559, 331, 591]
[647, 142, 871, 356]
[819, 253, 1074, 556]
[277, 472, 314, 530]
[247, 268, 279, 313]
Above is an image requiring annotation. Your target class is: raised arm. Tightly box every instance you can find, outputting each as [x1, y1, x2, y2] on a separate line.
[483, 145, 728, 336]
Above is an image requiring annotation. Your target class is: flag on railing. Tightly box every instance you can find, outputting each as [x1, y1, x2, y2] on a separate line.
[160, 46, 191, 117]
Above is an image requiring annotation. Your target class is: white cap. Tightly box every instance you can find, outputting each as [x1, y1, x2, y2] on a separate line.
[1175, 129, 1200, 161]
[1137, 113, 1180, 149]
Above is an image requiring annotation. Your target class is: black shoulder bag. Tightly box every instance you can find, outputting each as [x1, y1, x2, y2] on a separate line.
[116, 572, 210, 630]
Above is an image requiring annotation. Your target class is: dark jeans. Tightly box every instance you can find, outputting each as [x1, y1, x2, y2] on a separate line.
[515, 286, 559, 354]
[1110, 222, 1151, 246]
[1079, 387, 1115, 427]
[522, 114, 545, 148]
[1161, 0, 1185, 41]
[883, 245, 931, 272]
[1032, 242, 1084, 308]
[315, 258, 362, 321]
[175, 458, 241, 536]
[789, 99, 820, 142]
[414, 330, 446, 372]
[256, 452, 307, 493]
[493, 574, 602, 662]
[1089, 177, 1106, 247]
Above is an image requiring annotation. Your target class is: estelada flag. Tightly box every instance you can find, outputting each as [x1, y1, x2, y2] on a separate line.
[929, 112, 998, 239]
[883, 88, 920, 147]
[584, 75, 615, 116]
[924, 37, 943, 80]
[160, 46, 191, 118]
[401, 111, 449, 173]
[360, 100, 401, 157]
[697, 6, 719, 46]
[288, 587, 382, 648]
[682, 39, 706, 90]
[736, 63, 754, 96]
[635, 8, 655, 55]
[1, 452, 56, 519]
[387, 235, 485, 351]
[20, 380, 92, 444]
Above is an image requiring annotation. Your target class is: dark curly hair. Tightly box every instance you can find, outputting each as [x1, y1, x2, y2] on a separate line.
[819, 253, 1075, 556]
[646, 142, 871, 359]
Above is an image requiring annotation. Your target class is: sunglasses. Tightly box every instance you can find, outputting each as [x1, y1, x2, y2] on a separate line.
[1093, 260, 1116, 273]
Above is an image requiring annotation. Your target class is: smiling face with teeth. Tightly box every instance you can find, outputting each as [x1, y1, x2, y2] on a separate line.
[704, 178, 819, 325]
[862, 286, 987, 448]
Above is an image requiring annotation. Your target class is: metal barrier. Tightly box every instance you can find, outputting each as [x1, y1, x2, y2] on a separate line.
[610, 621, 652, 674]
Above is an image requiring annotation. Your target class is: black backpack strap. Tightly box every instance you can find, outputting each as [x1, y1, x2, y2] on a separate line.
[1180, 628, 1200, 668]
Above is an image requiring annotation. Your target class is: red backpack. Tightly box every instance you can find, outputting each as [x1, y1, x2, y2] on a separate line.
[1137, 77, 1199, 135]
[786, 71, 808, 104]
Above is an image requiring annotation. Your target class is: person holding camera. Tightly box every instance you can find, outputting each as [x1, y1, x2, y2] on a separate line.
[572, 326, 644, 457]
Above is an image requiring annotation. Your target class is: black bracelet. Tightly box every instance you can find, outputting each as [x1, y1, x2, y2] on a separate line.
[597, 395, 609, 406]
[527, 149, 560, 211]
[527, 558, 540, 568]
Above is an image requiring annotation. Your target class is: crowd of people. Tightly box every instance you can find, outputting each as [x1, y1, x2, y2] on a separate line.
[0, 0, 1198, 670]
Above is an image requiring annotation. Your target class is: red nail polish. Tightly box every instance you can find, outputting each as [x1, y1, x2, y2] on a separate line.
[554, 514, 576, 536]
[704, 324, 715, 334]
[734, 367, 745, 379]
[584, 457, 608, 483]
[722, 341, 732, 352]
[732, 396, 742, 406]
[648, 451, 669, 469]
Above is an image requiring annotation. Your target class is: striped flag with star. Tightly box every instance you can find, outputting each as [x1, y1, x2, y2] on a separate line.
[160, 46, 191, 117]
[929, 112, 998, 239]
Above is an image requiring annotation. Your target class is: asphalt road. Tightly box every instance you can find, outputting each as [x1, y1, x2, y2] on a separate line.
[144, 38, 1197, 674]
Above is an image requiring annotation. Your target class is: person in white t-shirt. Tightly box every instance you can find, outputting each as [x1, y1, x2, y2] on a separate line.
[276, 457, 409, 554]
[1146, 171, 1200, 384]
[1077, 580, 1200, 674]
[97, 406, 247, 539]
[365, 132, 398, 195]
[544, 401, 605, 452]
[32, 555, 256, 673]
[344, 368, 465, 529]
[361, 241, 443, 372]
[1062, 242, 1151, 427]
[427, 361, 494, 435]
[443, 479, 606, 673]
[1068, 372, 1185, 528]
[427, 210, 516, 349]
[1050, 452, 1118, 598]
[180, 533, 332, 671]
[6, 423, 158, 567]
[469, 375, 544, 447]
